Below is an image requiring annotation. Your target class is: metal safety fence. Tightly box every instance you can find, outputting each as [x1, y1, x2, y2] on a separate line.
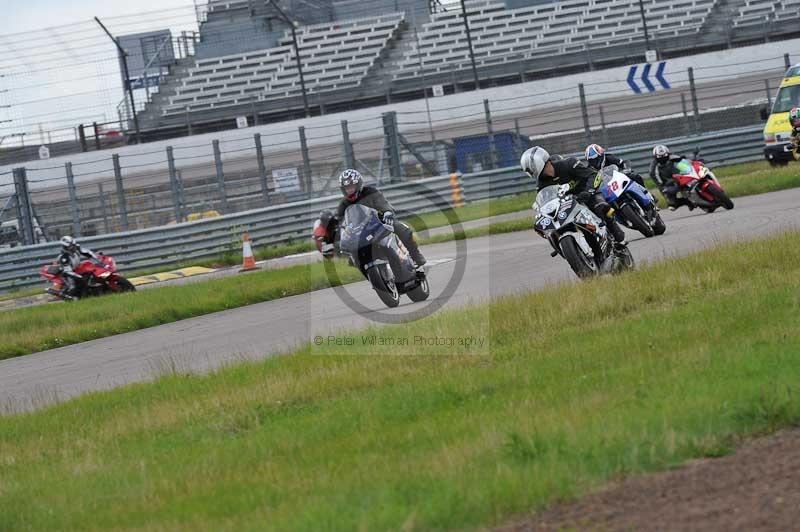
[0, 124, 768, 293]
[0, 174, 463, 292]
[0, 48, 794, 247]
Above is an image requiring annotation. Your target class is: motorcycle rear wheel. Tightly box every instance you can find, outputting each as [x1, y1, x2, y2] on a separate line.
[560, 235, 597, 279]
[621, 203, 654, 238]
[367, 265, 400, 308]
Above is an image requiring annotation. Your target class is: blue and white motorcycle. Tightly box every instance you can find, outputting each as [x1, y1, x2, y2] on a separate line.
[596, 165, 666, 238]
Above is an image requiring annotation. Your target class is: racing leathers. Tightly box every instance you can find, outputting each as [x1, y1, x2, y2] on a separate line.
[590, 153, 646, 187]
[649, 156, 693, 210]
[791, 126, 800, 162]
[539, 157, 627, 244]
[57, 244, 99, 297]
[335, 185, 426, 266]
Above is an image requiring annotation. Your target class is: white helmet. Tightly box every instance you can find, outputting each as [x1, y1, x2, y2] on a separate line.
[652, 145, 670, 161]
[520, 146, 550, 187]
[60, 235, 77, 252]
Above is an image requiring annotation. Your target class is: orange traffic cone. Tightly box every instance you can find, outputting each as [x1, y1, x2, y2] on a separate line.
[239, 232, 257, 272]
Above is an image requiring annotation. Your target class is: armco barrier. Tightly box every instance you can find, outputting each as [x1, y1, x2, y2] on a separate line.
[461, 126, 765, 202]
[0, 175, 463, 292]
[0, 126, 766, 293]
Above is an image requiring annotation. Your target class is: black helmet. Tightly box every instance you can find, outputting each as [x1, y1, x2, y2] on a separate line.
[339, 169, 363, 201]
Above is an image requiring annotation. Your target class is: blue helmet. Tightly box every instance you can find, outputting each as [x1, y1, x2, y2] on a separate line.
[584, 144, 605, 170]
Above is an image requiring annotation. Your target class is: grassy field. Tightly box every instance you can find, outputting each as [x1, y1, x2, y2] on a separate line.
[1, 231, 799, 531]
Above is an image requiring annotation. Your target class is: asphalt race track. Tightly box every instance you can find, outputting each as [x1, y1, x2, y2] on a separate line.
[1, 188, 798, 413]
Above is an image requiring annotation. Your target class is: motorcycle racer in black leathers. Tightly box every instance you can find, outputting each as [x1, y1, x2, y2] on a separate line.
[333, 169, 427, 268]
[521, 146, 628, 252]
[584, 143, 646, 187]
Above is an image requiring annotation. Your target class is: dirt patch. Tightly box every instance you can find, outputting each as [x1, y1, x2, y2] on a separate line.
[499, 429, 800, 532]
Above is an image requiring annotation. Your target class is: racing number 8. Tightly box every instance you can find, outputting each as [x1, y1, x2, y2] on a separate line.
[610, 180, 619, 192]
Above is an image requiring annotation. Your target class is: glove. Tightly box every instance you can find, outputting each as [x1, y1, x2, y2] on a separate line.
[321, 243, 335, 257]
[575, 190, 594, 204]
[382, 211, 395, 229]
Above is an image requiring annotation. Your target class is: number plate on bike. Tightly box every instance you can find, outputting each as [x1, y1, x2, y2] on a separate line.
[607, 175, 627, 198]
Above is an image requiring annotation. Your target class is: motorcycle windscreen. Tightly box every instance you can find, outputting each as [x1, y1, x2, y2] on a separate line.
[674, 159, 694, 176]
[534, 185, 562, 224]
[338, 204, 387, 255]
[598, 165, 630, 201]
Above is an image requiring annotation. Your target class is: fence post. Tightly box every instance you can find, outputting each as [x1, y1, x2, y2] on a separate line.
[185, 107, 193, 136]
[785, 53, 791, 70]
[98, 182, 110, 234]
[65, 162, 81, 237]
[483, 99, 498, 169]
[688, 67, 700, 134]
[212, 140, 229, 212]
[12, 167, 35, 245]
[382, 112, 402, 182]
[764, 79, 773, 109]
[578, 83, 591, 144]
[514, 117, 524, 155]
[251, 98, 259, 127]
[298, 126, 313, 193]
[112, 154, 129, 231]
[341, 120, 355, 169]
[78, 124, 88, 152]
[254, 133, 270, 203]
[598, 105, 609, 148]
[680, 92, 691, 136]
[166, 146, 185, 223]
[92, 122, 101, 151]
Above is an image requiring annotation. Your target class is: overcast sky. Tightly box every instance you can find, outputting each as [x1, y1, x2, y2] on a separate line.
[2, 0, 196, 34]
[0, 0, 200, 148]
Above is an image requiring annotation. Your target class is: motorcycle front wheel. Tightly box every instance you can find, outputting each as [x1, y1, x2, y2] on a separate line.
[116, 277, 136, 293]
[620, 203, 654, 238]
[560, 235, 597, 279]
[652, 211, 667, 235]
[367, 265, 400, 308]
[706, 183, 734, 210]
[406, 274, 430, 302]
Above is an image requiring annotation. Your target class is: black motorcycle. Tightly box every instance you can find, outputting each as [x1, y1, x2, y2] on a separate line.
[338, 204, 429, 308]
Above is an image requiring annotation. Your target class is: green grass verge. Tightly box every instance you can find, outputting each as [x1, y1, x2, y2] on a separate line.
[1, 231, 799, 531]
[0, 260, 362, 361]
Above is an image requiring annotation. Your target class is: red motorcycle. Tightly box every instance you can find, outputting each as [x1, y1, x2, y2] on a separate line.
[40, 253, 136, 300]
[671, 158, 734, 212]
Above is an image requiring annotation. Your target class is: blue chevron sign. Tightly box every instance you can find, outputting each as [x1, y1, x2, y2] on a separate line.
[627, 62, 671, 94]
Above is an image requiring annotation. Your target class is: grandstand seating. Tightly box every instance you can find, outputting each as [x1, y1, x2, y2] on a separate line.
[391, 0, 718, 81]
[138, 0, 800, 130]
[733, 0, 800, 28]
[160, 12, 405, 117]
